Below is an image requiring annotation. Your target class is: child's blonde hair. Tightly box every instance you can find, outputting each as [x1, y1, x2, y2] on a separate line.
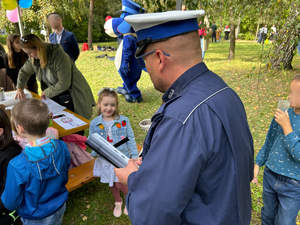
[97, 88, 120, 118]
[12, 98, 49, 136]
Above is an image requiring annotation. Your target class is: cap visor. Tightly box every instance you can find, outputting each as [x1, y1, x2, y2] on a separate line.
[135, 44, 148, 58]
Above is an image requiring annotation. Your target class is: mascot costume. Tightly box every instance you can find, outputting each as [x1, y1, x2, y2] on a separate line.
[104, 0, 145, 103]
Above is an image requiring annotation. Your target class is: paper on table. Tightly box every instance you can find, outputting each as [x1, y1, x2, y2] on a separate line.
[53, 111, 87, 130]
[2, 90, 33, 109]
[42, 98, 66, 115]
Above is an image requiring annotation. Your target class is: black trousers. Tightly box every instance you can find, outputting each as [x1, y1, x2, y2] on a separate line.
[212, 32, 216, 43]
[225, 32, 229, 40]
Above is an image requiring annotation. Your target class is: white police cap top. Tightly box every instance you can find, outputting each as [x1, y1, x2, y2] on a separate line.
[125, 10, 204, 31]
[125, 10, 205, 58]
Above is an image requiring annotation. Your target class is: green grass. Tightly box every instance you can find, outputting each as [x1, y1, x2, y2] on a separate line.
[67, 40, 300, 224]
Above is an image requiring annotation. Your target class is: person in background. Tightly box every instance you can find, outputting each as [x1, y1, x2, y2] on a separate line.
[262, 24, 268, 43]
[224, 25, 230, 40]
[0, 44, 14, 91]
[211, 21, 217, 43]
[6, 33, 38, 93]
[216, 27, 222, 41]
[47, 12, 80, 62]
[270, 24, 276, 40]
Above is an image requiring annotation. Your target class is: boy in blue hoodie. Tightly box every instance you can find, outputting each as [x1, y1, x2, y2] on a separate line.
[1, 98, 70, 225]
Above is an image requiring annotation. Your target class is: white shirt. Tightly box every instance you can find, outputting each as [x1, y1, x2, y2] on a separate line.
[55, 28, 64, 44]
[271, 26, 276, 33]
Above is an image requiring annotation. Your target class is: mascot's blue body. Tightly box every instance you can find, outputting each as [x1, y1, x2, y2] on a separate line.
[104, 0, 145, 103]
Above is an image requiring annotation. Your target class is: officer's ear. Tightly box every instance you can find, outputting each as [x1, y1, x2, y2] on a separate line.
[155, 50, 168, 73]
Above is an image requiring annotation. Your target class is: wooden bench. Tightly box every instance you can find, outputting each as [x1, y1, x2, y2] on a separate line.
[66, 144, 143, 192]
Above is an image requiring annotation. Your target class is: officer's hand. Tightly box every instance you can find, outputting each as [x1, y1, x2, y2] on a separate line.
[115, 159, 140, 185]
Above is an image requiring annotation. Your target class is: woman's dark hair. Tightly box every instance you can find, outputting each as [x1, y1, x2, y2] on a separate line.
[0, 44, 5, 55]
[6, 33, 27, 68]
[0, 108, 17, 151]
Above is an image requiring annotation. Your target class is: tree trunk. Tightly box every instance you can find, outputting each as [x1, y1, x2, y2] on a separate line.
[235, 12, 241, 40]
[44, 25, 50, 43]
[88, 0, 94, 49]
[220, 14, 223, 31]
[220, 3, 223, 31]
[255, 22, 259, 41]
[43, 15, 50, 43]
[255, 5, 263, 41]
[204, 15, 209, 28]
[228, 23, 235, 60]
[269, 1, 300, 70]
[228, 7, 235, 60]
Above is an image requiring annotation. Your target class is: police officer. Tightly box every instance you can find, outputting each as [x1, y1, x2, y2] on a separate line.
[115, 10, 254, 225]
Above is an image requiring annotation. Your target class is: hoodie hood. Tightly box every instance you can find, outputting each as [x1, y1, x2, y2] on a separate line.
[22, 140, 67, 180]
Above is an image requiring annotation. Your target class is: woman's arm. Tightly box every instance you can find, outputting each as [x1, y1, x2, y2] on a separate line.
[16, 59, 35, 90]
[15, 59, 35, 100]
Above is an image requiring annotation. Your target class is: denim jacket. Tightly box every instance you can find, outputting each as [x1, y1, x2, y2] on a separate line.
[88, 114, 138, 158]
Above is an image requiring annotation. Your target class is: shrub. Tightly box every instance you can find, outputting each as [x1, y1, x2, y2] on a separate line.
[244, 32, 256, 40]
[237, 33, 245, 40]
[0, 35, 8, 45]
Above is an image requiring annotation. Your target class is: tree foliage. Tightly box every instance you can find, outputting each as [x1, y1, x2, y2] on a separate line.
[0, 0, 121, 42]
[0, 0, 299, 60]
[269, 0, 300, 70]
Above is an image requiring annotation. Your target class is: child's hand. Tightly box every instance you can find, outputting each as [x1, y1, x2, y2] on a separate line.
[274, 109, 293, 135]
[251, 164, 260, 185]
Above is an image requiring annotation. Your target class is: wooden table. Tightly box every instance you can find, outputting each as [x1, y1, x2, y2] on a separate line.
[66, 144, 143, 192]
[30, 91, 90, 138]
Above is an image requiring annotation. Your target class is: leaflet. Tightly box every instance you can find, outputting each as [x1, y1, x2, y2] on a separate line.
[86, 133, 129, 168]
[52, 111, 87, 130]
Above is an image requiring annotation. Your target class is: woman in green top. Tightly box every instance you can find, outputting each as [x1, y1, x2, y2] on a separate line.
[15, 34, 95, 119]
